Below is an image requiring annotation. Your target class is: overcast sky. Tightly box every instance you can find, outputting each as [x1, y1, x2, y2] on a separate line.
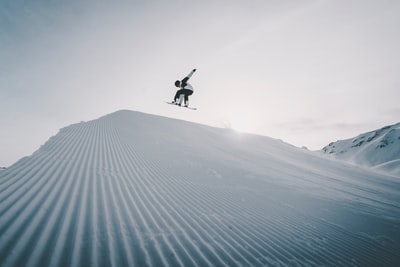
[1, 0, 400, 166]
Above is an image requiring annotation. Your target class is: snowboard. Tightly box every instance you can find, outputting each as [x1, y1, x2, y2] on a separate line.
[165, 102, 197, 110]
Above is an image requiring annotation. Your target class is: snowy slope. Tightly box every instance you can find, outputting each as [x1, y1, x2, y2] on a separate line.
[1, 110, 400, 267]
[321, 123, 400, 175]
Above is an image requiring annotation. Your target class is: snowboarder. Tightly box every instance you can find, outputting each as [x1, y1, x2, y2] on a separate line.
[172, 69, 196, 107]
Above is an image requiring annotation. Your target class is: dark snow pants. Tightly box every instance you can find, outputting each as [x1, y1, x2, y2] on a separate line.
[174, 89, 193, 103]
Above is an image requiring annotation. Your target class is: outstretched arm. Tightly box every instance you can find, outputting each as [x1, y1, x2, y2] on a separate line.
[187, 69, 196, 79]
[181, 69, 196, 84]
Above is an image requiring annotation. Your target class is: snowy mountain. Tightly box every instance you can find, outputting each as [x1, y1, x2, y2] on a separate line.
[1, 110, 400, 267]
[321, 122, 400, 175]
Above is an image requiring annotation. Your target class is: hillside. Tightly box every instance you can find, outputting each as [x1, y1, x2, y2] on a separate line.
[322, 123, 400, 175]
[1, 110, 400, 267]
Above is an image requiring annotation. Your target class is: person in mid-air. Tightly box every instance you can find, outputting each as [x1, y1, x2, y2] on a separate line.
[172, 69, 196, 107]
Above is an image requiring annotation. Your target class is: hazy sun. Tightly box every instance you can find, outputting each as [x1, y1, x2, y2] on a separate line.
[229, 113, 254, 133]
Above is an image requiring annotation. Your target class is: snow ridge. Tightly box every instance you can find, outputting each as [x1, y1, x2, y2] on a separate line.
[1, 110, 400, 266]
[322, 122, 400, 175]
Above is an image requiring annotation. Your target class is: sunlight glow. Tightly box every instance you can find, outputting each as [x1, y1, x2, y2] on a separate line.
[229, 112, 255, 133]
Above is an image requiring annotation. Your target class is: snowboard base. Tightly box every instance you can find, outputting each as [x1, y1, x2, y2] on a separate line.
[165, 102, 197, 110]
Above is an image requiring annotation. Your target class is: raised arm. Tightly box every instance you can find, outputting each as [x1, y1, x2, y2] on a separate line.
[187, 69, 196, 79]
[181, 69, 197, 84]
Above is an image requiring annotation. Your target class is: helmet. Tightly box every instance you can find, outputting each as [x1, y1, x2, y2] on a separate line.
[175, 80, 181, 87]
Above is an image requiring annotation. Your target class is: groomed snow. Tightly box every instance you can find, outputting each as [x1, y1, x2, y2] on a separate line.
[1, 110, 399, 266]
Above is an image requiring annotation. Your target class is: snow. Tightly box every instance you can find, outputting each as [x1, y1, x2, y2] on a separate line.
[1, 110, 399, 267]
[321, 122, 400, 175]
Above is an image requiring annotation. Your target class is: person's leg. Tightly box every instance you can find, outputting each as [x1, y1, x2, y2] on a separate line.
[184, 90, 193, 106]
[174, 89, 184, 102]
[178, 94, 184, 105]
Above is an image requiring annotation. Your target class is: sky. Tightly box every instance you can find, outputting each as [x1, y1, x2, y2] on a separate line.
[1, 0, 400, 166]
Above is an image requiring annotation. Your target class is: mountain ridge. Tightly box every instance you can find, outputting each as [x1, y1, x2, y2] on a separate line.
[321, 122, 400, 175]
